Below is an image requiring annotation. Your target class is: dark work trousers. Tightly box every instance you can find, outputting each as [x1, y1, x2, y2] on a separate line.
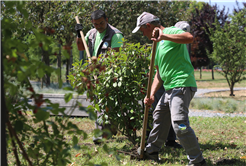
[146, 85, 176, 141]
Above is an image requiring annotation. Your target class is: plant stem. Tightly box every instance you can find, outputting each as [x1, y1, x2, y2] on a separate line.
[6, 119, 33, 166]
[8, 128, 21, 166]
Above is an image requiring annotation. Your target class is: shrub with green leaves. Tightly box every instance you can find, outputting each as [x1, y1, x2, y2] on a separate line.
[2, 1, 92, 165]
[69, 41, 151, 145]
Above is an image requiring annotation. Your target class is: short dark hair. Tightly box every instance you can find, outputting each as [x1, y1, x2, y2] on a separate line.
[91, 10, 107, 20]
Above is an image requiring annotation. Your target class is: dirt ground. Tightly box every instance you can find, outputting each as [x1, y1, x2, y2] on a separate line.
[203, 90, 246, 101]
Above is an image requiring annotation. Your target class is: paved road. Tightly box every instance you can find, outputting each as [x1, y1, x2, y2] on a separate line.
[28, 87, 246, 117]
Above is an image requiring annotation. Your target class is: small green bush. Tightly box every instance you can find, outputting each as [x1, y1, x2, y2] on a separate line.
[68, 41, 151, 145]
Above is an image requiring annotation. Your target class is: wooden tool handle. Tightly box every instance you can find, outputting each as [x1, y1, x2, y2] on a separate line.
[139, 29, 159, 159]
[75, 16, 91, 63]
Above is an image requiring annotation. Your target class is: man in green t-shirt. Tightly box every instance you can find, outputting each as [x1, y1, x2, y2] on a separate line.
[132, 12, 206, 166]
[75, 10, 124, 145]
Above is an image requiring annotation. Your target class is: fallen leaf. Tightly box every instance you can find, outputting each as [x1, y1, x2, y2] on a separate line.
[230, 144, 237, 148]
[212, 132, 217, 135]
[75, 153, 81, 157]
[240, 156, 246, 159]
[120, 160, 127, 165]
[69, 162, 75, 166]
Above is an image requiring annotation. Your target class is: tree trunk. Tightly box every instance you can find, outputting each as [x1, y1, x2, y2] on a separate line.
[66, 49, 70, 84]
[200, 66, 202, 79]
[211, 61, 214, 80]
[70, 49, 73, 69]
[211, 68, 214, 80]
[43, 51, 50, 87]
[229, 83, 235, 96]
[1, 53, 8, 166]
[57, 44, 61, 83]
[41, 48, 50, 87]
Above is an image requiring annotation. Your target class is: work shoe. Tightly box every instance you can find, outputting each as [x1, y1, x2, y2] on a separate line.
[187, 159, 207, 166]
[165, 140, 183, 149]
[137, 147, 160, 162]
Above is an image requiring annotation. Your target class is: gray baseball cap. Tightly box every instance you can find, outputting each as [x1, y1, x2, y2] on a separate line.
[132, 12, 160, 33]
[174, 21, 190, 32]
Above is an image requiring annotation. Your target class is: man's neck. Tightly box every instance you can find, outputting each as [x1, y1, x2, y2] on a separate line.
[98, 24, 108, 34]
[160, 25, 165, 30]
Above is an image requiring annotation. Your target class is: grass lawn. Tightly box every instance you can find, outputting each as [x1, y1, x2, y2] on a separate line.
[194, 70, 246, 89]
[7, 116, 246, 166]
[10, 70, 244, 165]
[70, 117, 246, 166]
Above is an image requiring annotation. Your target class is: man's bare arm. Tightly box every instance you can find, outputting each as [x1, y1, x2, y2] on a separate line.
[76, 38, 85, 51]
[152, 28, 194, 44]
[144, 66, 164, 106]
[150, 66, 164, 97]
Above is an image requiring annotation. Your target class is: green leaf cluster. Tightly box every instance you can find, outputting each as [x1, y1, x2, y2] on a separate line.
[69, 41, 151, 145]
[208, 7, 246, 95]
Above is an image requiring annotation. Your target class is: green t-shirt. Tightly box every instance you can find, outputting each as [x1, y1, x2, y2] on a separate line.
[154, 26, 197, 91]
[85, 29, 123, 57]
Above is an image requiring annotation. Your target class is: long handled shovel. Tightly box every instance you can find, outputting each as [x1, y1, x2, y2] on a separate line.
[75, 16, 92, 63]
[139, 33, 158, 159]
[75, 16, 98, 81]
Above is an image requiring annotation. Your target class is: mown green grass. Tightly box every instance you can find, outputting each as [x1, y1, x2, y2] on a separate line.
[194, 70, 246, 89]
[66, 117, 246, 166]
[14, 70, 244, 165]
[190, 98, 246, 114]
[8, 116, 246, 166]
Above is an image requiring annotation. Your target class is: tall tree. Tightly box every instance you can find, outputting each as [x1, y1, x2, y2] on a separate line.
[0, 0, 7, 166]
[190, 2, 229, 79]
[76, 1, 191, 45]
[208, 5, 246, 96]
[2, 2, 104, 165]
[24, 1, 81, 84]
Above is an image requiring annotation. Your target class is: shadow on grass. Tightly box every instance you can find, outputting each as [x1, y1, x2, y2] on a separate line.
[200, 142, 240, 151]
[200, 143, 246, 166]
[118, 141, 246, 165]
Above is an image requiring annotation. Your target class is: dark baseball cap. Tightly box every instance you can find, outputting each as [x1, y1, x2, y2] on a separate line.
[132, 12, 160, 33]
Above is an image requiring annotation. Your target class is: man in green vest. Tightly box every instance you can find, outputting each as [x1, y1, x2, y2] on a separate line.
[76, 10, 123, 56]
[75, 10, 123, 144]
[133, 12, 206, 166]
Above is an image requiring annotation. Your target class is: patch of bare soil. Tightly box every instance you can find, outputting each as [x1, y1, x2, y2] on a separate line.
[203, 90, 246, 101]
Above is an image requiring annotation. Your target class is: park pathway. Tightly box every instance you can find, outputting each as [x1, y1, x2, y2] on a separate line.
[28, 87, 246, 117]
